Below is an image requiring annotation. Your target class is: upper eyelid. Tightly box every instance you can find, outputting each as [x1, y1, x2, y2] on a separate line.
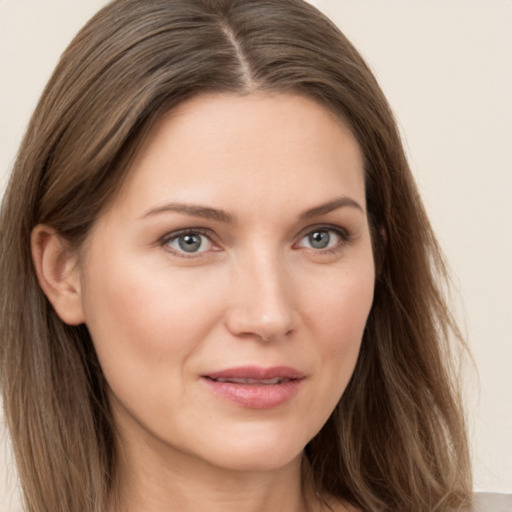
[158, 230, 219, 259]
[293, 225, 354, 253]
[296, 223, 351, 240]
[159, 224, 349, 237]
[160, 227, 215, 242]
[158, 227, 219, 253]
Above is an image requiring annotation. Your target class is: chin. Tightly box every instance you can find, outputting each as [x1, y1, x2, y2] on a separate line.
[210, 447, 304, 473]
[192, 424, 311, 473]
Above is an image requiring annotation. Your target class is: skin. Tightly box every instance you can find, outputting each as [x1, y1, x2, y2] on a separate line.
[33, 92, 373, 512]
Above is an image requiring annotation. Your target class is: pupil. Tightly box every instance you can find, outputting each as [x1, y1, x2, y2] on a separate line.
[178, 234, 201, 252]
[309, 231, 330, 249]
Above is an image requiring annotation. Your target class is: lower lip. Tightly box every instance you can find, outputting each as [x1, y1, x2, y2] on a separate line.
[202, 378, 303, 409]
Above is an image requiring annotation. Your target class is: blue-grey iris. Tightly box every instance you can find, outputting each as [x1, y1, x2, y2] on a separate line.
[178, 234, 202, 252]
[309, 231, 330, 249]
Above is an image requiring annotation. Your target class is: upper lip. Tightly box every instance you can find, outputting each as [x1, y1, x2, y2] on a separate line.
[203, 366, 305, 382]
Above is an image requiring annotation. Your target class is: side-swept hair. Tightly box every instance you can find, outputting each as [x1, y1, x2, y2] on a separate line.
[0, 1, 472, 510]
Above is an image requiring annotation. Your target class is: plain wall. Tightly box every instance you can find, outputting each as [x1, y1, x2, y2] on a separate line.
[1, 1, 511, 509]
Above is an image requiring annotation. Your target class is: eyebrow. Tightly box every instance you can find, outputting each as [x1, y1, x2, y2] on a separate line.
[141, 203, 234, 223]
[140, 196, 363, 223]
[299, 196, 364, 220]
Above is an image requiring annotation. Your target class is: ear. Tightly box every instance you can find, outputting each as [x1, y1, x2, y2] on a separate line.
[372, 224, 387, 278]
[379, 225, 388, 248]
[31, 225, 86, 325]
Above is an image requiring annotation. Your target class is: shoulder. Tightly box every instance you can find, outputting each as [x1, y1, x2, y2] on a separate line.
[319, 495, 359, 512]
[472, 493, 512, 512]
[322, 493, 512, 512]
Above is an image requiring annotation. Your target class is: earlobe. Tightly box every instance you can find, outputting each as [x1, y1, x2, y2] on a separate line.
[31, 225, 86, 325]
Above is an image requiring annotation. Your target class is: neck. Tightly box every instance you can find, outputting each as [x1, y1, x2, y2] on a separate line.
[108, 425, 319, 512]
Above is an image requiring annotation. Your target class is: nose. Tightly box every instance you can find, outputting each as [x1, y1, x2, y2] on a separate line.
[225, 250, 297, 343]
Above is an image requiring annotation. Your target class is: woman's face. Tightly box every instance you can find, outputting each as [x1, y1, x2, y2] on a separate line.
[76, 93, 375, 472]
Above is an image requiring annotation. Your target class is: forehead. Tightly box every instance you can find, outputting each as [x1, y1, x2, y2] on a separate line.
[109, 92, 366, 219]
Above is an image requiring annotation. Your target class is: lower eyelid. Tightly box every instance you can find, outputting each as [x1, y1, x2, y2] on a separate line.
[170, 234, 212, 251]
[160, 229, 217, 254]
[296, 227, 351, 248]
[159, 226, 352, 255]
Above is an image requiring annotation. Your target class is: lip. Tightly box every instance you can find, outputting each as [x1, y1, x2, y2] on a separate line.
[201, 366, 305, 409]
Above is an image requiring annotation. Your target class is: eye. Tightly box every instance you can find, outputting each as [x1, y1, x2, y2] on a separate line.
[164, 231, 214, 254]
[297, 227, 346, 251]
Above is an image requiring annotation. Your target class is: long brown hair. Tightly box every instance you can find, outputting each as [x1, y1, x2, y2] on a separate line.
[0, 1, 472, 510]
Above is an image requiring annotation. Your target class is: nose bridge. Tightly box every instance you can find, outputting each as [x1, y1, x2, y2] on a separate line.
[227, 242, 295, 341]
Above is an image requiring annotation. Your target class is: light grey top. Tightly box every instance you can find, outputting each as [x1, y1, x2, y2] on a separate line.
[473, 493, 512, 511]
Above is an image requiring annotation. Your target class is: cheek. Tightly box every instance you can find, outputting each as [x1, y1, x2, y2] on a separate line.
[287, 265, 373, 443]
[79, 256, 232, 441]
[79, 251, 227, 383]
[323, 283, 372, 356]
[301, 258, 374, 389]
[304, 259, 374, 341]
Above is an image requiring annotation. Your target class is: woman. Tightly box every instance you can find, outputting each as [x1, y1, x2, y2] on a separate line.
[0, 0, 473, 511]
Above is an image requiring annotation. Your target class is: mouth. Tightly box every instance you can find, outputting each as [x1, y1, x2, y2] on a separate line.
[203, 365, 305, 384]
[201, 366, 305, 409]
[207, 376, 293, 385]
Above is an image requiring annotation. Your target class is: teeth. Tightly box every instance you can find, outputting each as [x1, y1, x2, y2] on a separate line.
[214, 377, 286, 385]
[260, 378, 282, 384]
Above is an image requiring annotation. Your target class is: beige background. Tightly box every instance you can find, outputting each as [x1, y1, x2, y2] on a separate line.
[1, 0, 511, 508]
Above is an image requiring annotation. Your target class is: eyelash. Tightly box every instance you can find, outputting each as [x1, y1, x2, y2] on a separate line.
[160, 228, 218, 258]
[295, 224, 352, 254]
[159, 225, 352, 257]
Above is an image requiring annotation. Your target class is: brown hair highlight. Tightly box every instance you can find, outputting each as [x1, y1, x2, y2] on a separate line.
[0, 1, 472, 511]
